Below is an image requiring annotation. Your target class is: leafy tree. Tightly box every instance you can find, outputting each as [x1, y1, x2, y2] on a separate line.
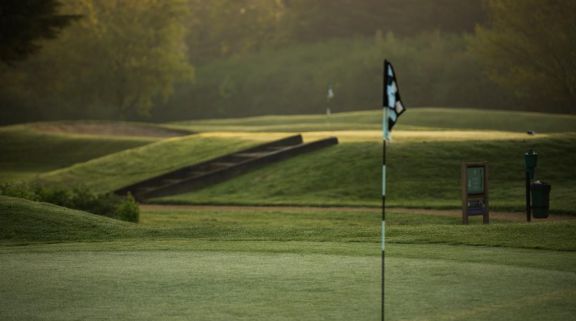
[470, 0, 576, 111]
[2, 0, 193, 119]
[0, 0, 77, 64]
[281, 0, 486, 42]
[185, 0, 486, 63]
[187, 0, 287, 63]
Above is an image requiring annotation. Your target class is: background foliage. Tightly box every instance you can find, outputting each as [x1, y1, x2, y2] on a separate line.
[469, 0, 576, 113]
[0, 0, 193, 122]
[0, 0, 574, 124]
[0, 182, 139, 222]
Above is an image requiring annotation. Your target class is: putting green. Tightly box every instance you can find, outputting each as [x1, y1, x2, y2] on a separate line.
[1, 243, 574, 321]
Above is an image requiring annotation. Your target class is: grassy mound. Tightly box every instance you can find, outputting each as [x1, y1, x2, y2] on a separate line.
[173, 108, 576, 133]
[0, 195, 134, 242]
[156, 132, 576, 213]
[0, 127, 154, 182]
[37, 134, 265, 193]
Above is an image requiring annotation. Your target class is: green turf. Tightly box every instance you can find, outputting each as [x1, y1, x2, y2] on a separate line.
[3, 109, 574, 212]
[2, 108, 576, 320]
[0, 242, 574, 321]
[172, 108, 576, 133]
[0, 127, 154, 182]
[36, 135, 260, 193]
[156, 134, 576, 213]
[2, 197, 576, 320]
[0, 195, 136, 242]
[4, 196, 575, 252]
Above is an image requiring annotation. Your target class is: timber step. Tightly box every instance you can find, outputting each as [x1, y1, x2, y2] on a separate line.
[114, 134, 338, 201]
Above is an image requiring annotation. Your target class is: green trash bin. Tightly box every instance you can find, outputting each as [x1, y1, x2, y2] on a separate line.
[531, 181, 551, 219]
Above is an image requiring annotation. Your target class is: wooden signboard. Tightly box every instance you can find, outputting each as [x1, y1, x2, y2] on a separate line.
[461, 162, 489, 224]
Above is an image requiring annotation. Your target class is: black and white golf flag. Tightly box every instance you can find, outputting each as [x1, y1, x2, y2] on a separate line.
[382, 60, 405, 321]
[383, 60, 406, 139]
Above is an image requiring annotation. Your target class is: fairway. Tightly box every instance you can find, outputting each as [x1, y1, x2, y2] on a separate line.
[2, 198, 576, 320]
[2, 1, 575, 319]
[1, 108, 575, 320]
[1, 243, 574, 321]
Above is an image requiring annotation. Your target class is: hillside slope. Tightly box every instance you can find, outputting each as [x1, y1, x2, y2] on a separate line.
[157, 132, 576, 213]
[173, 108, 576, 133]
[0, 127, 155, 182]
[37, 134, 269, 193]
[0, 196, 134, 242]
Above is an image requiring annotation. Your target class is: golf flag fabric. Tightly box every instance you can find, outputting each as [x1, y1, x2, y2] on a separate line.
[383, 60, 406, 140]
[327, 85, 335, 101]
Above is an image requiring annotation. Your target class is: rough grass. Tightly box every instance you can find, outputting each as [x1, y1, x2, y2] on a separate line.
[156, 133, 576, 213]
[0, 127, 154, 182]
[36, 134, 261, 193]
[172, 108, 576, 133]
[0, 195, 135, 242]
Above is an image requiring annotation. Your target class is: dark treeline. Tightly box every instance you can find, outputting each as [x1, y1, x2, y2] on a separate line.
[0, 0, 574, 125]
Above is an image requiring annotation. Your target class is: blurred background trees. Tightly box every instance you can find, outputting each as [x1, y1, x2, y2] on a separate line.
[1, 0, 193, 122]
[0, 0, 574, 124]
[0, 0, 78, 64]
[470, 0, 576, 113]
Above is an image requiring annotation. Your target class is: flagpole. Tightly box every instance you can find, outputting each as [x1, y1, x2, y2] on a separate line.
[381, 59, 404, 321]
[381, 61, 388, 321]
[381, 133, 387, 321]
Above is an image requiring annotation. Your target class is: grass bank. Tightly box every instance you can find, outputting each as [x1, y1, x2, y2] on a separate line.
[156, 133, 576, 213]
[172, 108, 576, 133]
[0, 127, 154, 182]
[36, 134, 262, 193]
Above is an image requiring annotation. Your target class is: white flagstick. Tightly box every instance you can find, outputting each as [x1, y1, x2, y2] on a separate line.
[382, 59, 405, 321]
[381, 63, 390, 321]
[382, 106, 388, 321]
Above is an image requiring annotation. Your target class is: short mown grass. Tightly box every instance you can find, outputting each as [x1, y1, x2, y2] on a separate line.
[0, 195, 135, 242]
[36, 134, 261, 193]
[173, 108, 576, 133]
[1, 197, 575, 321]
[2, 109, 575, 320]
[0, 127, 154, 182]
[3, 196, 575, 252]
[156, 133, 576, 213]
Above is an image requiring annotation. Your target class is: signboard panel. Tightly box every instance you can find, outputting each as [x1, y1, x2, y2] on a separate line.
[467, 167, 484, 194]
[462, 162, 489, 224]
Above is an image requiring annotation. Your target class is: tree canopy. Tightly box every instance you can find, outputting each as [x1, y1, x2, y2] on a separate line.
[470, 0, 576, 112]
[1, 0, 193, 120]
[0, 0, 77, 64]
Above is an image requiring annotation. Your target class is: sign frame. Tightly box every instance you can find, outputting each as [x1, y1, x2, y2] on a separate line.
[461, 162, 489, 224]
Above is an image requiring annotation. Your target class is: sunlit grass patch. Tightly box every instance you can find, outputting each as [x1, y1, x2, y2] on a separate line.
[0, 127, 154, 182]
[16, 120, 192, 138]
[173, 108, 576, 133]
[37, 134, 262, 193]
[156, 133, 576, 213]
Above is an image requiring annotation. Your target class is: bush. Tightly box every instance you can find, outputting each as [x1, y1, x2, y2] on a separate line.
[0, 182, 139, 223]
[114, 193, 139, 223]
